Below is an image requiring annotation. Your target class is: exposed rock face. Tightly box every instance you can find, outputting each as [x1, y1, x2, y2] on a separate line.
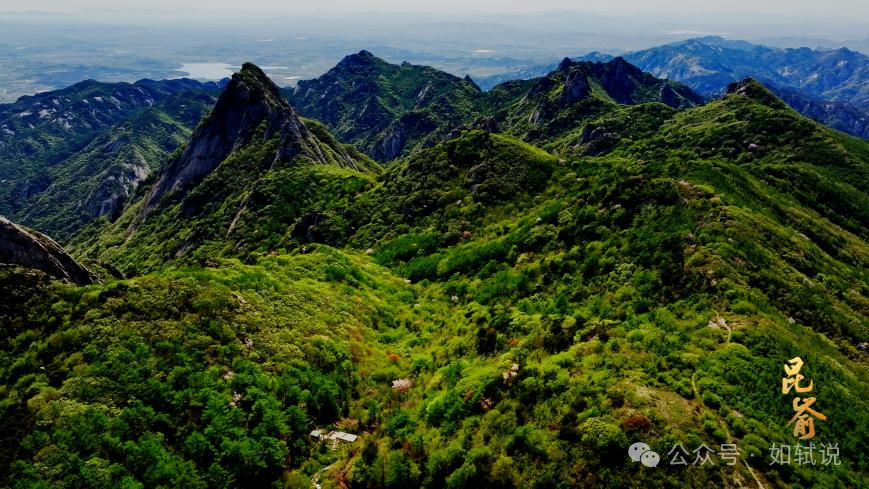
[0, 216, 97, 284]
[141, 63, 324, 214]
[526, 58, 703, 112]
[472, 117, 500, 133]
[595, 57, 702, 107]
[447, 117, 501, 140]
[378, 122, 407, 161]
[0, 79, 220, 241]
[578, 124, 621, 156]
[83, 158, 151, 219]
[559, 70, 590, 106]
[13, 178, 51, 201]
[290, 210, 326, 243]
[659, 84, 683, 109]
[513, 57, 703, 130]
[371, 112, 438, 161]
[599, 57, 643, 104]
[0, 78, 221, 173]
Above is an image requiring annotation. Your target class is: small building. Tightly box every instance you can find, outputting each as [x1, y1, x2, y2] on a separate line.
[310, 429, 358, 446]
[330, 431, 358, 443]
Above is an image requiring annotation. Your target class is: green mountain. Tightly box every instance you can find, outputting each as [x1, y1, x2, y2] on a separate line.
[0, 78, 220, 241]
[0, 61, 867, 489]
[77, 63, 377, 274]
[288, 53, 704, 162]
[287, 50, 486, 162]
[497, 57, 704, 153]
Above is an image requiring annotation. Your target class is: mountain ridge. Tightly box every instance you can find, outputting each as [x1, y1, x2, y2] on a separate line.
[622, 37, 869, 139]
[288, 52, 704, 161]
[84, 62, 378, 273]
[287, 50, 486, 162]
[469, 38, 869, 139]
[0, 77, 221, 241]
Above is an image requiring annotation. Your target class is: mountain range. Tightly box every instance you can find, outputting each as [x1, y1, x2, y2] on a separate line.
[0, 78, 222, 242]
[0, 49, 866, 489]
[478, 37, 869, 139]
[626, 37, 868, 106]
[287, 52, 702, 162]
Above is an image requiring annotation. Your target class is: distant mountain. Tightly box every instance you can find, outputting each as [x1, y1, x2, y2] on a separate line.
[287, 50, 486, 162]
[769, 85, 869, 138]
[0, 78, 222, 241]
[569, 36, 869, 139]
[623, 37, 869, 110]
[498, 57, 704, 152]
[289, 53, 703, 160]
[756, 36, 869, 54]
[476, 39, 869, 138]
[474, 62, 559, 90]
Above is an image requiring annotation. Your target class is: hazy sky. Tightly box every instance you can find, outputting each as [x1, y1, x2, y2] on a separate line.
[3, 0, 868, 17]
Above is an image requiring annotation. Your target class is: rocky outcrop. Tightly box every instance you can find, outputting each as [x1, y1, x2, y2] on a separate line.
[472, 117, 500, 133]
[372, 111, 438, 161]
[505, 57, 702, 140]
[519, 57, 702, 115]
[377, 122, 407, 161]
[13, 177, 51, 201]
[141, 63, 324, 215]
[578, 124, 621, 156]
[725, 78, 791, 110]
[83, 157, 151, 219]
[0, 216, 97, 284]
[659, 84, 685, 109]
[559, 70, 590, 106]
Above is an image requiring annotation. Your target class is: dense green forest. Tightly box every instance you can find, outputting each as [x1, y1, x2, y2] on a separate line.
[0, 59, 866, 489]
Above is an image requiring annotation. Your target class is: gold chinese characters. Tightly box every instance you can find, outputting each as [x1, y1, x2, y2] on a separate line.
[782, 357, 826, 440]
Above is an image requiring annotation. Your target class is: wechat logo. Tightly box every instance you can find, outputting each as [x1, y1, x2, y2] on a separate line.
[629, 442, 661, 467]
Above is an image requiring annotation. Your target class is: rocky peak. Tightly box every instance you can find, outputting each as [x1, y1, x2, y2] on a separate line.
[141, 62, 315, 213]
[0, 216, 98, 284]
[335, 50, 382, 70]
[603, 57, 646, 87]
[725, 78, 790, 110]
[558, 69, 590, 106]
[659, 84, 683, 108]
[557, 57, 575, 72]
[463, 75, 482, 92]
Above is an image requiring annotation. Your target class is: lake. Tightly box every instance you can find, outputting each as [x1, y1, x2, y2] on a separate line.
[173, 63, 236, 80]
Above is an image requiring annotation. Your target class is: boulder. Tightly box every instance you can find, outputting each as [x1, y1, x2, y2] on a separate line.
[0, 216, 98, 284]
